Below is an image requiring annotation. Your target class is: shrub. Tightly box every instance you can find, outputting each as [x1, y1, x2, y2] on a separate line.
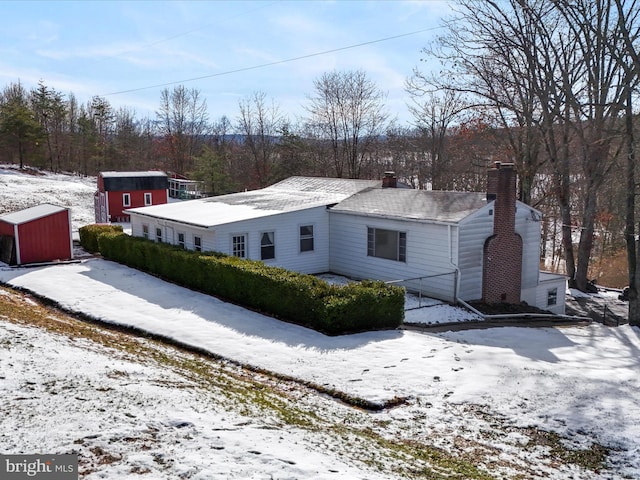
[94, 233, 404, 334]
[79, 224, 123, 253]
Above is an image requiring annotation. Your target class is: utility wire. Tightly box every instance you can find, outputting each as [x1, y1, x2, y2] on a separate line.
[103, 27, 440, 96]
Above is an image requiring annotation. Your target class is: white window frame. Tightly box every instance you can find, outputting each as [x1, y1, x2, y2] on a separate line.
[260, 231, 275, 260]
[299, 224, 314, 253]
[142, 224, 149, 239]
[177, 232, 185, 249]
[367, 227, 407, 263]
[193, 235, 202, 252]
[122, 193, 131, 207]
[144, 192, 152, 206]
[232, 234, 247, 258]
[155, 227, 162, 243]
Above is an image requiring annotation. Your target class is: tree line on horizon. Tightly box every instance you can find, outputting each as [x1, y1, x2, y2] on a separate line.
[1, 0, 640, 324]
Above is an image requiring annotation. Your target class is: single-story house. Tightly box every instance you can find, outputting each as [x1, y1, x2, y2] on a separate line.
[0, 203, 73, 265]
[126, 164, 567, 314]
[95, 171, 169, 223]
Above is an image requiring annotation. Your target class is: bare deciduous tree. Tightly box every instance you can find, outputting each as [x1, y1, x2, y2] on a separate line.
[305, 70, 388, 179]
[427, 0, 636, 291]
[236, 91, 283, 188]
[405, 79, 466, 190]
[156, 85, 209, 175]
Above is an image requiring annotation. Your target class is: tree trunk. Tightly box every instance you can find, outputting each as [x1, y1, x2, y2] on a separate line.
[625, 88, 640, 325]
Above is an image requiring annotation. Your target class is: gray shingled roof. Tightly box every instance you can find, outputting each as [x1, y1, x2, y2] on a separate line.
[127, 176, 380, 227]
[330, 188, 488, 223]
[203, 177, 381, 211]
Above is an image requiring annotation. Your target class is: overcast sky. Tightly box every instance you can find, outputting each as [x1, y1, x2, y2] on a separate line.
[1, 1, 452, 126]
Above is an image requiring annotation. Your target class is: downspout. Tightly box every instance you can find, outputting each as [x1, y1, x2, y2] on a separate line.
[448, 224, 461, 303]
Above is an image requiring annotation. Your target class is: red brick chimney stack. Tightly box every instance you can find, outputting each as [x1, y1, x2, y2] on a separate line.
[382, 171, 397, 188]
[482, 162, 523, 304]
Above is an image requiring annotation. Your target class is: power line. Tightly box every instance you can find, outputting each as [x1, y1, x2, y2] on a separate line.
[103, 27, 440, 96]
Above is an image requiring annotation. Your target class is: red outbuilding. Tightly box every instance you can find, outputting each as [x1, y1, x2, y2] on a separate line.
[95, 171, 169, 223]
[0, 204, 73, 266]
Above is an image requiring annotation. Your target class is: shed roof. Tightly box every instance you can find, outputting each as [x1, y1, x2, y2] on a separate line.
[100, 171, 169, 191]
[127, 176, 380, 228]
[0, 203, 69, 225]
[329, 188, 489, 223]
[100, 171, 168, 178]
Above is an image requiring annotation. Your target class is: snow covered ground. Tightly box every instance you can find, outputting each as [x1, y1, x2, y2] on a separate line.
[2, 165, 640, 479]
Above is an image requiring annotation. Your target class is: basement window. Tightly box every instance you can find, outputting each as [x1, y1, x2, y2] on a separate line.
[367, 227, 406, 262]
[547, 288, 558, 307]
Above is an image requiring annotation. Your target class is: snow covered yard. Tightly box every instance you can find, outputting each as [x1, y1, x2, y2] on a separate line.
[1, 260, 640, 479]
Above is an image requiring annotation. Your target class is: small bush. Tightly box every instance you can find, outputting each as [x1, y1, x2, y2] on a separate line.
[79, 224, 123, 253]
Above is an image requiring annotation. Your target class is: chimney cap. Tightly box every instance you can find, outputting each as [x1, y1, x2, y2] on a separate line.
[491, 161, 515, 170]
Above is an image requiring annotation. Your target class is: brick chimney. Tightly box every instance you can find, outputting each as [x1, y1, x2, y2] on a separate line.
[482, 162, 523, 304]
[382, 171, 397, 188]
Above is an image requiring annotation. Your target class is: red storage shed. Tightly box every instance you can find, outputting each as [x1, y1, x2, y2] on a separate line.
[95, 171, 169, 223]
[0, 204, 73, 266]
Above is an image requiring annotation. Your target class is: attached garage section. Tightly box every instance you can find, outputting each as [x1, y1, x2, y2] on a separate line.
[0, 204, 73, 265]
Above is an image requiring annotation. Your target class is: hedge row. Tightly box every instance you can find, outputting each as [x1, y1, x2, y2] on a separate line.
[78, 224, 123, 253]
[80, 227, 405, 335]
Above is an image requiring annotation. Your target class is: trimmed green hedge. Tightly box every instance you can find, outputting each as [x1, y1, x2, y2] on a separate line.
[78, 224, 123, 253]
[90, 228, 404, 335]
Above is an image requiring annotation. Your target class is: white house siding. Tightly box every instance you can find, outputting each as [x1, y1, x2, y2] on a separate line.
[208, 206, 332, 274]
[524, 273, 567, 315]
[129, 206, 332, 274]
[515, 205, 543, 292]
[457, 206, 494, 301]
[329, 212, 459, 302]
[457, 201, 543, 303]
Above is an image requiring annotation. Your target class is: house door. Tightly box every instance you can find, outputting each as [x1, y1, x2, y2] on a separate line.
[166, 226, 175, 245]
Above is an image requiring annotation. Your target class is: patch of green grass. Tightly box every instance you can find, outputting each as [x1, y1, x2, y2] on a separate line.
[526, 429, 609, 472]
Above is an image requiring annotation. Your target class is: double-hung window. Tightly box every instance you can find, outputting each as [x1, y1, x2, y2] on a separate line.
[155, 227, 162, 243]
[299, 225, 314, 252]
[142, 224, 149, 239]
[122, 193, 131, 207]
[194, 235, 202, 252]
[547, 288, 558, 307]
[261, 232, 275, 260]
[367, 227, 406, 262]
[177, 232, 185, 249]
[232, 234, 247, 258]
[144, 192, 152, 206]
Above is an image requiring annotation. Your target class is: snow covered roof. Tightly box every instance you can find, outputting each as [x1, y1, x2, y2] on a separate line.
[127, 176, 380, 228]
[0, 203, 68, 225]
[330, 188, 489, 223]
